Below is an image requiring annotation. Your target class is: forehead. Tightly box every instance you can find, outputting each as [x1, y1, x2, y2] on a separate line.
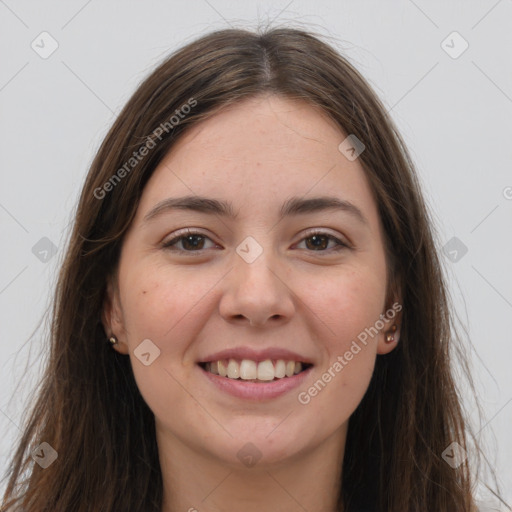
[136, 95, 379, 229]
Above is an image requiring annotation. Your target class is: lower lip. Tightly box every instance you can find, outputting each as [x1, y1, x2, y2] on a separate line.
[198, 364, 313, 401]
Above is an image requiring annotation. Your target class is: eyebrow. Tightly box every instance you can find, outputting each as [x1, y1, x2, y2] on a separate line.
[143, 195, 369, 226]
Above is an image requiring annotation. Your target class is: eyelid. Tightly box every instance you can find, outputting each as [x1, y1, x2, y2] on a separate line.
[299, 228, 352, 249]
[161, 227, 352, 254]
[161, 228, 218, 250]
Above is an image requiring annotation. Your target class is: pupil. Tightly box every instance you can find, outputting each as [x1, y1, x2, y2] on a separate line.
[307, 235, 327, 250]
[183, 235, 203, 250]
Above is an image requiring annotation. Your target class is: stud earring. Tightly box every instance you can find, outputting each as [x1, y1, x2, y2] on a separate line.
[109, 336, 118, 346]
[385, 324, 398, 344]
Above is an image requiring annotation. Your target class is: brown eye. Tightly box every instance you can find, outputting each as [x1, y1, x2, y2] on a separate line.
[162, 230, 215, 252]
[162, 229, 348, 255]
[297, 232, 348, 253]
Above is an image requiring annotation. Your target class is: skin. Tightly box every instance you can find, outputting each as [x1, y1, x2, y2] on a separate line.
[103, 94, 401, 512]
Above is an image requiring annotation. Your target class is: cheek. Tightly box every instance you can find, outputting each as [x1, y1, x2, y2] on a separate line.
[297, 278, 382, 426]
[313, 264, 386, 352]
[118, 261, 221, 400]
[300, 265, 384, 412]
[120, 260, 206, 343]
[118, 265, 200, 420]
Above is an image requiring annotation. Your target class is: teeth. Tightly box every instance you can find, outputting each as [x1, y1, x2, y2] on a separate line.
[257, 360, 275, 381]
[218, 360, 228, 377]
[203, 359, 307, 381]
[240, 359, 257, 380]
[274, 359, 286, 378]
[227, 359, 240, 379]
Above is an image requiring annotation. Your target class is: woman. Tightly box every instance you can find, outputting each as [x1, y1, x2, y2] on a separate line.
[0, 26, 492, 511]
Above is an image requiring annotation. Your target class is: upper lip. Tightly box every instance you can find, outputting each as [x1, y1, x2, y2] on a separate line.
[198, 347, 314, 365]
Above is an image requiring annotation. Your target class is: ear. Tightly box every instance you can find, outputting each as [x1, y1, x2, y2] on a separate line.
[101, 275, 129, 355]
[376, 297, 403, 356]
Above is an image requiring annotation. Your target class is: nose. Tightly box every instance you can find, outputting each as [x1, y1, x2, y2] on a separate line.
[218, 247, 295, 328]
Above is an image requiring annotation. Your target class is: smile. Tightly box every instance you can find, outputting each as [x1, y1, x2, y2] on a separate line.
[197, 359, 314, 401]
[199, 358, 312, 382]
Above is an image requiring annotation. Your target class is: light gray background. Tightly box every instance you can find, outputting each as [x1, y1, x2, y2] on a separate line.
[1, 0, 511, 506]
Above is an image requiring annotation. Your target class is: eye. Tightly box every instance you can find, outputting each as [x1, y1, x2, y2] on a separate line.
[162, 229, 217, 253]
[295, 230, 349, 253]
[162, 229, 349, 254]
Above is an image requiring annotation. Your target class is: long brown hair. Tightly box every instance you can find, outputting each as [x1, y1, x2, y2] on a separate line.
[0, 25, 493, 511]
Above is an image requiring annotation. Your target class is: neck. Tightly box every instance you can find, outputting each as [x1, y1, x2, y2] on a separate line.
[158, 425, 347, 512]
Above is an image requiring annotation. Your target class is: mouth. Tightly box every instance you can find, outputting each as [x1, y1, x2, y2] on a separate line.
[197, 359, 314, 383]
[197, 358, 314, 401]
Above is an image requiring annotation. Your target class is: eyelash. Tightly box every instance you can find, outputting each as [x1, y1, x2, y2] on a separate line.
[161, 229, 350, 255]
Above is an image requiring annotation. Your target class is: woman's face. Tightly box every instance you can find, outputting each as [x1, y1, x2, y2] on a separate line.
[104, 94, 399, 468]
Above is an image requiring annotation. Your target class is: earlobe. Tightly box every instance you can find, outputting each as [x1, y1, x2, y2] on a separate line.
[377, 323, 400, 355]
[101, 277, 129, 355]
[385, 324, 398, 344]
[376, 297, 402, 355]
